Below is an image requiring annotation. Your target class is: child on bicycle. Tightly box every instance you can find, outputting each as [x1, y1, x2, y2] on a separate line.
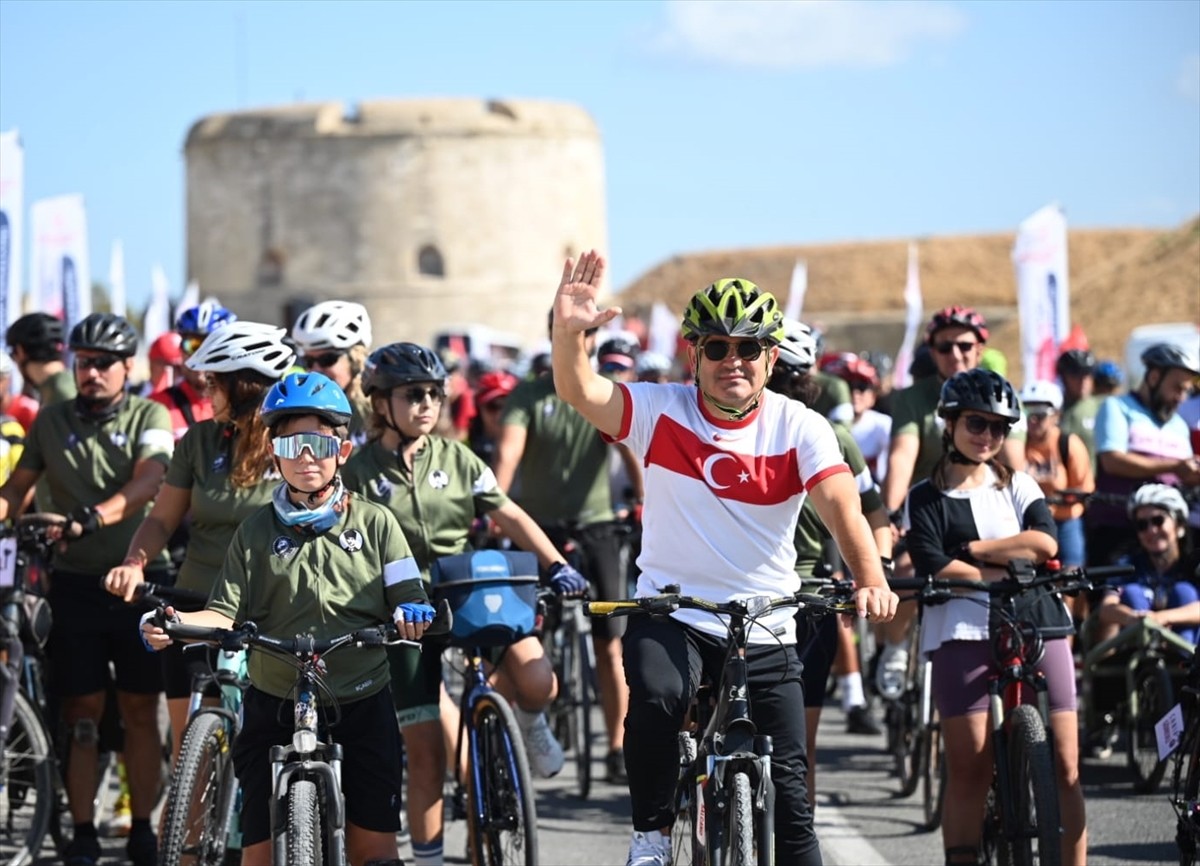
[1094, 483, 1199, 645]
[141, 372, 434, 866]
[903, 368, 1082, 866]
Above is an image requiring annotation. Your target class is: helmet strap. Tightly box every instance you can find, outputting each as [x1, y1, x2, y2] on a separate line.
[700, 388, 761, 422]
[381, 397, 422, 451]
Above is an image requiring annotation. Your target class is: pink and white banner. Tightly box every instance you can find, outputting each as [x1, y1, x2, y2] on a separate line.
[108, 240, 126, 318]
[0, 131, 24, 341]
[30, 194, 91, 334]
[893, 243, 923, 390]
[1013, 203, 1070, 386]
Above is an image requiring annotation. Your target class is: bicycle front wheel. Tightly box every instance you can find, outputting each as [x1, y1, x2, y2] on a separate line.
[671, 733, 698, 866]
[159, 711, 237, 866]
[466, 693, 537, 866]
[0, 690, 54, 866]
[920, 710, 945, 832]
[1129, 662, 1173, 793]
[1176, 710, 1200, 866]
[1001, 704, 1061, 866]
[286, 779, 322, 865]
[727, 772, 754, 866]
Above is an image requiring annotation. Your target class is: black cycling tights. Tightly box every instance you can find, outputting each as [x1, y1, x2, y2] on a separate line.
[622, 615, 822, 866]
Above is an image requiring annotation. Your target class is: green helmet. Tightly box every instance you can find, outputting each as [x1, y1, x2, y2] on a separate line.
[681, 279, 785, 345]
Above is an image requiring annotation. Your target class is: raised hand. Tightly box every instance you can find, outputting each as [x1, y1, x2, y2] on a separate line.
[553, 250, 621, 334]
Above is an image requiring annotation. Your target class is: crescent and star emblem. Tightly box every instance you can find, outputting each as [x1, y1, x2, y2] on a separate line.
[701, 453, 754, 490]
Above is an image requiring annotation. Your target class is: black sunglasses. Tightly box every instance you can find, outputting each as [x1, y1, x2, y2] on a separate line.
[1135, 514, 1167, 532]
[303, 351, 344, 370]
[961, 415, 1011, 438]
[401, 385, 445, 404]
[701, 340, 764, 362]
[75, 354, 123, 372]
[933, 340, 978, 355]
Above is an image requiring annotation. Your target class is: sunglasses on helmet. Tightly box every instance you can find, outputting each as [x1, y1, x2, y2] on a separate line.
[272, 432, 344, 460]
[701, 340, 764, 362]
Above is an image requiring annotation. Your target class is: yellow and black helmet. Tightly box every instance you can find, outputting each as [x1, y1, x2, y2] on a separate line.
[681, 278, 784, 345]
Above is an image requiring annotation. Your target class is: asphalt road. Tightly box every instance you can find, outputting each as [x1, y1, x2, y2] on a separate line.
[51, 702, 1184, 864]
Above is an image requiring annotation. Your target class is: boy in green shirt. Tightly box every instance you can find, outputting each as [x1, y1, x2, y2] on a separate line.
[142, 372, 432, 866]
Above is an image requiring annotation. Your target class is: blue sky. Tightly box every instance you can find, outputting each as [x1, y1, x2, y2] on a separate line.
[1, 0, 1197, 312]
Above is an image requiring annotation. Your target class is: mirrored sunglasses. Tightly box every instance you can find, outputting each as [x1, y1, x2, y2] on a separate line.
[961, 415, 1011, 438]
[701, 341, 764, 362]
[303, 352, 344, 370]
[74, 354, 123, 372]
[272, 432, 343, 460]
[401, 385, 445, 404]
[180, 335, 205, 356]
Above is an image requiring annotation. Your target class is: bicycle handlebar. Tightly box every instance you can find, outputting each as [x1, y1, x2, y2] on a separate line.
[588, 585, 858, 621]
[135, 582, 211, 608]
[888, 562, 1136, 602]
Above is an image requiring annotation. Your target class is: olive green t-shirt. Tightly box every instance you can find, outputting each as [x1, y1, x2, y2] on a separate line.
[888, 375, 945, 485]
[163, 420, 278, 594]
[19, 395, 174, 572]
[343, 436, 508, 577]
[794, 422, 883, 576]
[500, 375, 615, 526]
[811, 371, 853, 426]
[40, 368, 77, 406]
[207, 490, 427, 701]
[1060, 395, 1103, 469]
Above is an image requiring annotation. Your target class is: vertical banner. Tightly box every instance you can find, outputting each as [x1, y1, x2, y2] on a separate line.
[893, 243, 924, 390]
[30, 194, 91, 333]
[1013, 203, 1070, 385]
[176, 280, 200, 320]
[783, 259, 807, 322]
[0, 131, 24, 345]
[108, 240, 126, 317]
[648, 300, 678, 361]
[142, 264, 173, 353]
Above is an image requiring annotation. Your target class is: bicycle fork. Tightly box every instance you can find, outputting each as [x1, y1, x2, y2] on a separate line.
[988, 672, 1054, 846]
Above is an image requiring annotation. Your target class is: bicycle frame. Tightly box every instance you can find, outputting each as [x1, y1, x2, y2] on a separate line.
[1083, 617, 1195, 727]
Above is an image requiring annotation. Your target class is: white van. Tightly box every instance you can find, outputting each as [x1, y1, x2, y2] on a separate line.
[433, 325, 524, 369]
[1124, 322, 1200, 387]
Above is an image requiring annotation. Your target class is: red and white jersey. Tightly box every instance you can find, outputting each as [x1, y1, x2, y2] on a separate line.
[609, 382, 849, 644]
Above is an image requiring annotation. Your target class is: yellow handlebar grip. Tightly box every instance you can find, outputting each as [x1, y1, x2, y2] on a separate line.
[588, 602, 621, 616]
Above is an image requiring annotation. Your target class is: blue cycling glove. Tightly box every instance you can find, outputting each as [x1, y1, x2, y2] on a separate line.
[394, 602, 436, 625]
[138, 610, 157, 652]
[548, 562, 588, 597]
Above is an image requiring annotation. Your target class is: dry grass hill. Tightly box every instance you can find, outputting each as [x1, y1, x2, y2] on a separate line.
[617, 217, 1200, 383]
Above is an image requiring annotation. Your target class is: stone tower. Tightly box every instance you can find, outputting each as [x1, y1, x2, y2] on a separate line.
[184, 98, 607, 352]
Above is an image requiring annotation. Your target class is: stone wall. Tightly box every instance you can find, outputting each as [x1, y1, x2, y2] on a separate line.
[185, 98, 608, 351]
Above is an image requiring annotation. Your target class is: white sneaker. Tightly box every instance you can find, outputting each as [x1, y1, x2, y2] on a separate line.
[875, 642, 909, 701]
[515, 708, 564, 778]
[626, 829, 671, 866]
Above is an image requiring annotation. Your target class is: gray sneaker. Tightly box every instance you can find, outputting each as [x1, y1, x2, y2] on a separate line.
[626, 829, 671, 866]
[516, 708, 565, 778]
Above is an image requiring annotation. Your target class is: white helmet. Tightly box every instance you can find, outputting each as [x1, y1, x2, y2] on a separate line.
[1127, 483, 1189, 524]
[635, 351, 672, 376]
[1020, 380, 1063, 412]
[776, 319, 817, 372]
[292, 301, 372, 352]
[185, 322, 295, 379]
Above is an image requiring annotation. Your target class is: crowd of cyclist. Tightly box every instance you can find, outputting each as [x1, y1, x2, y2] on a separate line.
[0, 253, 1196, 866]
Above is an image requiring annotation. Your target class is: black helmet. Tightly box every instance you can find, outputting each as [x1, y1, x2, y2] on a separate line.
[1055, 349, 1096, 378]
[5, 313, 65, 361]
[597, 335, 639, 360]
[937, 368, 1021, 422]
[69, 313, 138, 357]
[909, 343, 937, 380]
[1141, 343, 1200, 377]
[362, 342, 447, 396]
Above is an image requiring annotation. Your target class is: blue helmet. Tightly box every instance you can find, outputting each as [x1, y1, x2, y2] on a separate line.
[261, 372, 353, 429]
[176, 300, 237, 335]
[1093, 360, 1124, 389]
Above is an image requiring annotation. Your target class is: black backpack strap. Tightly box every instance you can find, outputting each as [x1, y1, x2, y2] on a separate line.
[166, 385, 197, 428]
[1058, 430, 1074, 468]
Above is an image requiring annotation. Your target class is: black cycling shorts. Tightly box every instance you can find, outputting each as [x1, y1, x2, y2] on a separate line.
[543, 522, 626, 639]
[47, 570, 165, 697]
[232, 685, 403, 845]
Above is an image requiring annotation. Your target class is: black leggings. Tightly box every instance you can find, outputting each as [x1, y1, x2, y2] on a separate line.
[622, 615, 821, 865]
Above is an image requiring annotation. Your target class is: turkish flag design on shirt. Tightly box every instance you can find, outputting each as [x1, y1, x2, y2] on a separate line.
[646, 415, 809, 506]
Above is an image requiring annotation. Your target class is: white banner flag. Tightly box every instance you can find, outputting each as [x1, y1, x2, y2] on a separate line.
[143, 264, 173, 354]
[0, 131, 24, 344]
[108, 240, 126, 317]
[30, 194, 91, 333]
[783, 260, 807, 322]
[893, 243, 924, 390]
[1013, 203, 1070, 386]
[648, 301, 678, 361]
[174, 280, 200, 324]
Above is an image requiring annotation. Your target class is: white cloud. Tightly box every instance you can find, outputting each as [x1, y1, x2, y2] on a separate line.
[653, 0, 967, 70]
[1178, 54, 1200, 104]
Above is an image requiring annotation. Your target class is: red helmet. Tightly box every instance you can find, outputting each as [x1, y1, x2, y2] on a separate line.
[820, 352, 878, 389]
[476, 370, 518, 406]
[926, 306, 988, 343]
[148, 332, 184, 365]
